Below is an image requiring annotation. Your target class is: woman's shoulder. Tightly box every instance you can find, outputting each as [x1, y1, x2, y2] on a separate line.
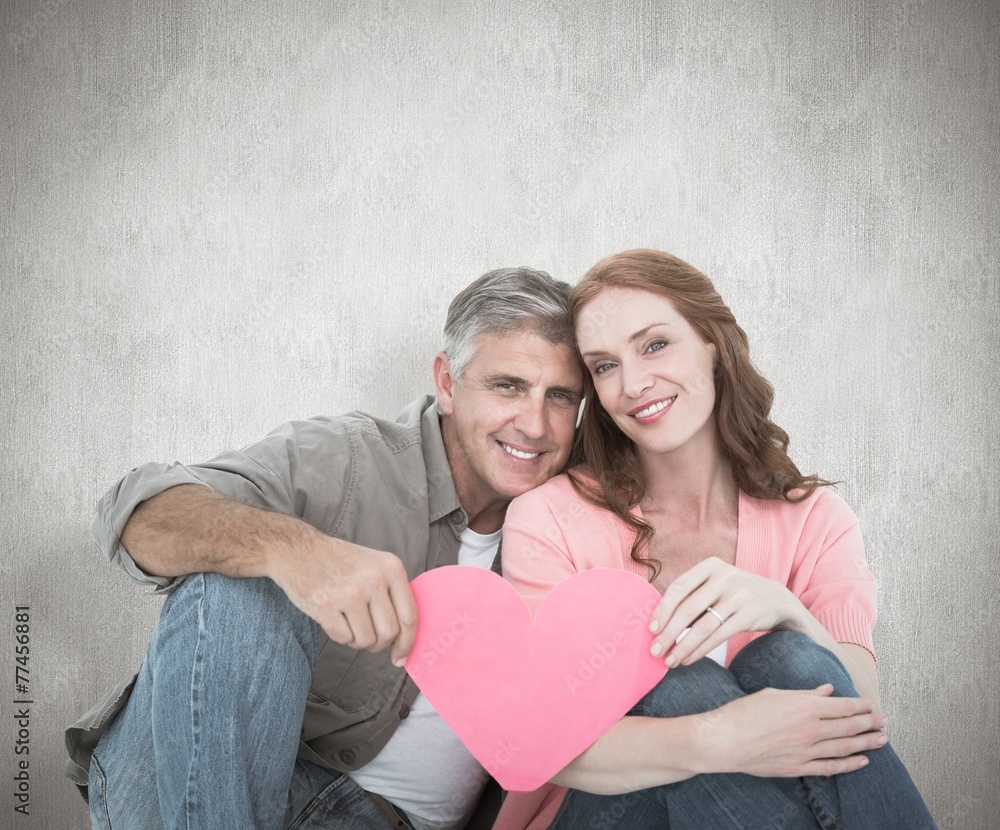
[505, 469, 634, 566]
[745, 485, 859, 534]
[507, 468, 607, 519]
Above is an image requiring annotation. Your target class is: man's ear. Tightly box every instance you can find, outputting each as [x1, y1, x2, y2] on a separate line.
[432, 351, 457, 416]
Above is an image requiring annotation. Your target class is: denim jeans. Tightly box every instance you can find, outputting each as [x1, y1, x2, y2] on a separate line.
[550, 631, 939, 830]
[87, 573, 408, 829]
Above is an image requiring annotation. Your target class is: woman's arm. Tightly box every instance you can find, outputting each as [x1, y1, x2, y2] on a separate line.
[502, 484, 885, 793]
[642, 557, 880, 708]
[555, 684, 885, 793]
[823, 641, 879, 709]
[645, 490, 879, 704]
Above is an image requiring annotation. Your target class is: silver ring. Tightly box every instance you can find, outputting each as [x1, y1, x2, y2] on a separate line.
[705, 605, 726, 625]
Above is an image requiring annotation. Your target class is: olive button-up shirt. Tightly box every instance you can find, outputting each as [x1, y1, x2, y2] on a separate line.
[66, 395, 467, 785]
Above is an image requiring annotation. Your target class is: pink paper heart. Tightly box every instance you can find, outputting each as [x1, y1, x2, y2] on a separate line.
[405, 566, 667, 791]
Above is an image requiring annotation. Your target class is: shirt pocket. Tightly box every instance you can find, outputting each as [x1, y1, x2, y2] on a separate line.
[307, 638, 403, 725]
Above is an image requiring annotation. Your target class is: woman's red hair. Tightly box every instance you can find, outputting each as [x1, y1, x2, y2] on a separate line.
[569, 249, 832, 580]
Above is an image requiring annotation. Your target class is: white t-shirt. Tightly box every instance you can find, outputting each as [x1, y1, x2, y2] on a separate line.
[347, 527, 500, 830]
[676, 627, 728, 667]
[706, 640, 727, 666]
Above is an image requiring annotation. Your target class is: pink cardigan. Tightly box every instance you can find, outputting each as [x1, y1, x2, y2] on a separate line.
[493, 472, 877, 830]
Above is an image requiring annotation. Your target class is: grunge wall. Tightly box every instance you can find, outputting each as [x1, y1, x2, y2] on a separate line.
[2, 1, 997, 827]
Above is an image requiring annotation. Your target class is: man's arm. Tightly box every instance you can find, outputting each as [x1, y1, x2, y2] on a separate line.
[553, 684, 886, 794]
[121, 484, 419, 664]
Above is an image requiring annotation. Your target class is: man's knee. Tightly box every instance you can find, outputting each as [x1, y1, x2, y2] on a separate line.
[729, 630, 857, 697]
[630, 658, 743, 718]
[146, 575, 321, 718]
[160, 573, 320, 661]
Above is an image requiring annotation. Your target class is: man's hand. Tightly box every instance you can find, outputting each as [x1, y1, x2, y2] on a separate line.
[696, 684, 887, 778]
[267, 537, 419, 666]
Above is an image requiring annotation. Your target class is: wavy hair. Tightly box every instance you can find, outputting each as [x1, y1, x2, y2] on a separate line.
[568, 249, 832, 579]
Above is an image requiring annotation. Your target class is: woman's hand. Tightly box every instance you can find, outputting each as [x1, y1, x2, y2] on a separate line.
[648, 557, 810, 666]
[695, 684, 887, 778]
[552, 683, 886, 793]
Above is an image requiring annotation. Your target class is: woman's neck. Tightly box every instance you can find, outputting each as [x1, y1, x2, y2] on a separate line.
[638, 428, 738, 525]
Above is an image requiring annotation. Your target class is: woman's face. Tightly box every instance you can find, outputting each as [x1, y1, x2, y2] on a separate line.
[576, 286, 718, 459]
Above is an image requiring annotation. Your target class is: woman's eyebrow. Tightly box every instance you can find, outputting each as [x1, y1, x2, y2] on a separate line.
[581, 322, 670, 357]
[627, 323, 665, 344]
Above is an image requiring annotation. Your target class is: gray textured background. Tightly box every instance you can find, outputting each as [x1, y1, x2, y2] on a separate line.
[2, 1, 998, 828]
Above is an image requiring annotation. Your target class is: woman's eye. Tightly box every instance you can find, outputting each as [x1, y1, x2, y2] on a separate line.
[593, 362, 614, 375]
[648, 340, 668, 353]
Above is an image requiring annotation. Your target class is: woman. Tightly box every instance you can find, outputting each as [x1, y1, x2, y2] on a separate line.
[494, 250, 936, 829]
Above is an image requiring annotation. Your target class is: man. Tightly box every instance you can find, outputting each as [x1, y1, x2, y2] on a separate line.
[66, 267, 584, 830]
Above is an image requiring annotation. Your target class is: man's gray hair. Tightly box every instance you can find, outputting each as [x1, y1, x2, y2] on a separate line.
[443, 267, 575, 381]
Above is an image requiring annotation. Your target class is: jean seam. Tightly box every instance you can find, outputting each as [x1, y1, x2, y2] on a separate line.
[183, 574, 208, 827]
[90, 754, 113, 830]
[548, 790, 574, 829]
[679, 777, 755, 829]
[285, 772, 387, 830]
[803, 778, 844, 830]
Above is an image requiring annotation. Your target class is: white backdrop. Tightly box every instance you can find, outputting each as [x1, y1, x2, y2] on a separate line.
[2, 1, 998, 827]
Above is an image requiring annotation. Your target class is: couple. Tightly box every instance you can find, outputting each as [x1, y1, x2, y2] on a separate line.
[67, 250, 936, 829]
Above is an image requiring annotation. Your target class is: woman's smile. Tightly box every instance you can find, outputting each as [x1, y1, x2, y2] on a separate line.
[628, 395, 677, 423]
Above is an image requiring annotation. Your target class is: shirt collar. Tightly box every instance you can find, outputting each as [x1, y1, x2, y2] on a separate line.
[404, 395, 464, 525]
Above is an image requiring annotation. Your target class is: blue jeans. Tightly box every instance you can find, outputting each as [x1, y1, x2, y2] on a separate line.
[87, 573, 408, 829]
[550, 631, 938, 830]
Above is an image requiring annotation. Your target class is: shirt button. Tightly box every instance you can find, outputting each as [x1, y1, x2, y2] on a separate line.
[399, 704, 410, 720]
[340, 750, 355, 765]
[450, 509, 465, 524]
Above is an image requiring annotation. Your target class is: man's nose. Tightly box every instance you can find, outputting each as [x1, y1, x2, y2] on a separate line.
[514, 395, 547, 440]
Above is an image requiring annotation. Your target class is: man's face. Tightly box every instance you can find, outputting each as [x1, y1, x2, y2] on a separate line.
[435, 329, 583, 528]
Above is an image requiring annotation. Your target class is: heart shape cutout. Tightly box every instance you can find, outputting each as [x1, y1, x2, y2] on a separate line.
[405, 566, 667, 791]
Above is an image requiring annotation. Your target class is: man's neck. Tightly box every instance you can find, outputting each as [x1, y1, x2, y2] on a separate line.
[464, 506, 506, 535]
[439, 416, 509, 534]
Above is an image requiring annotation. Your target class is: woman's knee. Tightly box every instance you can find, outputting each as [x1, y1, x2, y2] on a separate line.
[729, 630, 857, 697]
[631, 658, 744, 718]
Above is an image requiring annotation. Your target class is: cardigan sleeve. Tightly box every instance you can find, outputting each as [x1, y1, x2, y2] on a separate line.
[789, 490, 878, 658]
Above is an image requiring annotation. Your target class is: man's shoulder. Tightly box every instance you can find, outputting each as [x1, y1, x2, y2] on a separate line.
[283, 395, 438, 452]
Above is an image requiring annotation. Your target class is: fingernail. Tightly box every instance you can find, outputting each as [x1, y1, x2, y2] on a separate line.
[665, 654, 677, 668]
[392, 656, 406, 668]
[649, 620, 661, 633]
[651, 642, 663, 657]
[877, 734, 887, 746]
[879, 717, 888, 729]
[858, 756, 869, 767]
